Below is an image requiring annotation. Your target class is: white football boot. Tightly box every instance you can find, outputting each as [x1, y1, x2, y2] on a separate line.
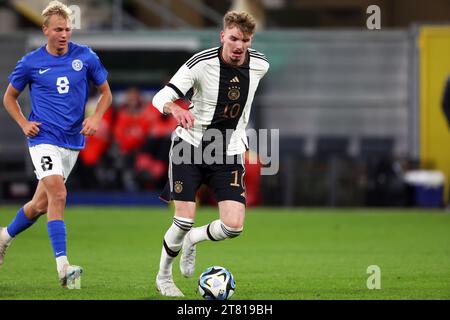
[0, 227, 11, 266]
[156, 275, 184, 297]
[59, 264, 83, 289]
[180, 231, 196, 278]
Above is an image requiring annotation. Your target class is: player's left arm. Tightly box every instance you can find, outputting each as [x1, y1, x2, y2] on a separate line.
[80, 81, 112, 136]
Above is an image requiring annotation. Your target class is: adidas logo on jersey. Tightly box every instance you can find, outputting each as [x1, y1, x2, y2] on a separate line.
[230, 77, 240, 83]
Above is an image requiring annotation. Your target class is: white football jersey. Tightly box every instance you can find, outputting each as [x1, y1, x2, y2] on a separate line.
[159, 46, 269, 155]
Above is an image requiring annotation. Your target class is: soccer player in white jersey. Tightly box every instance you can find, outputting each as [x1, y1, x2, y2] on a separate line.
[152, 11, 269, 297]
[0, 1, 112, 289]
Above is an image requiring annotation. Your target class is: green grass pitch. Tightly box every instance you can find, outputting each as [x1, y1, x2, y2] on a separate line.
[0, 206, 449, 300]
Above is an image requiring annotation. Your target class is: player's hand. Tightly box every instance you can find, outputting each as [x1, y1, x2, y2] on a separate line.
[170, 104, 195, 129]
[21, 121, 41, 137]
[80, 116, 100, 136]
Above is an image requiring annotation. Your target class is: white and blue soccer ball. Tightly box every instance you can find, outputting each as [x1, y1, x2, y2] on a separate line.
[198, 266, 236, 300]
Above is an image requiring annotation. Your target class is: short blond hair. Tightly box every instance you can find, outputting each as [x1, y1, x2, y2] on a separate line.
[223, 11, 256, 36]
[42, 1, 71, 26]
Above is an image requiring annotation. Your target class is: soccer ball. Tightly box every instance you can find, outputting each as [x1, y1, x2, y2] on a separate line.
[198, 266, 235, 300]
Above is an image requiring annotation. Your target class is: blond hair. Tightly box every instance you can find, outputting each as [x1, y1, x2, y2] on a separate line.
[223, 11, 256, 36]
[42, 1, 71, 26]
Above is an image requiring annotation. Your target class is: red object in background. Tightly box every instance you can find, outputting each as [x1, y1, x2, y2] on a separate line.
[113, 104, 154, 154]
[146, 101, 179, 138]
[172, 98, 191, 109]
[114, 97, 185, 154]
[135, 152, 167, 180]
[79, 107, 114, 166]
[244, 151, 262, 207]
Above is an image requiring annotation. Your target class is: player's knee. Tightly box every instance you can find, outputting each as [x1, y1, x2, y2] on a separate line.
[221, 216, 244, 231]
[49, 190, 67, 205]
[174, 202, 196, 220]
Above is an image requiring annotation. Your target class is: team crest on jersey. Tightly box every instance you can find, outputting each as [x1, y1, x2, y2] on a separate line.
[228, 86, 240, 100]
[174, 181, 183, 193]
[72, 59, 83, 71]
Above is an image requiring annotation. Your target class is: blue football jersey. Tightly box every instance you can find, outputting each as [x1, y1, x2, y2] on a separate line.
[8, 42, 108, 150]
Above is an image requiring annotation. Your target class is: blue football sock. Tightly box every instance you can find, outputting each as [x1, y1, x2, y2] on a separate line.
[6, 207, 36, 238]
[47, 220, 67, 258]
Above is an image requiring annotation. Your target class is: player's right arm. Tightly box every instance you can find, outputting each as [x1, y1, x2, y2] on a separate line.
[152, 62, 196, 129]
[160, 100, 195, 130]
[3, 84, 41, 137]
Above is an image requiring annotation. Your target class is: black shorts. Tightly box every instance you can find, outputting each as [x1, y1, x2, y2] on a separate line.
[160, 136, 246, 205]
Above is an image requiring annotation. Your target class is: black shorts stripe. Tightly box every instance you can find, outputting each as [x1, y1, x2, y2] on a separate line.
[167, 83, 184, 98]
[163, 239, 180, 257]
[185, 48, 218, 65]
[206, 223, 219, 241]
[187, 54, 218, 69]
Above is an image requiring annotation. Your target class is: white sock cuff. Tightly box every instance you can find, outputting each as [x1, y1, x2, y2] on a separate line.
[220, 221, 243, 238]
[1, 228, 13, 243]
[173, 216, 194, 232]
[173, 216, 194, 224]
[56, 256, 69, 273]
[163, 216, 193, 253]
[208, 219, 243, 241]
[221, 222, 243, 233]
[207, 220, 225, 241]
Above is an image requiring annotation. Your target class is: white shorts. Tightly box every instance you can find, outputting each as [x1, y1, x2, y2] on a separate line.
[29, 144, 79, 182]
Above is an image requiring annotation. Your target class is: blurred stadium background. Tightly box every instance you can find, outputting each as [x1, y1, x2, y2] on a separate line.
[0, 0, 450, 209]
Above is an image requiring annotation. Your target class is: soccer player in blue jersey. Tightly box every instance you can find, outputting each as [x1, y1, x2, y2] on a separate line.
[0, 1, 112, 289]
